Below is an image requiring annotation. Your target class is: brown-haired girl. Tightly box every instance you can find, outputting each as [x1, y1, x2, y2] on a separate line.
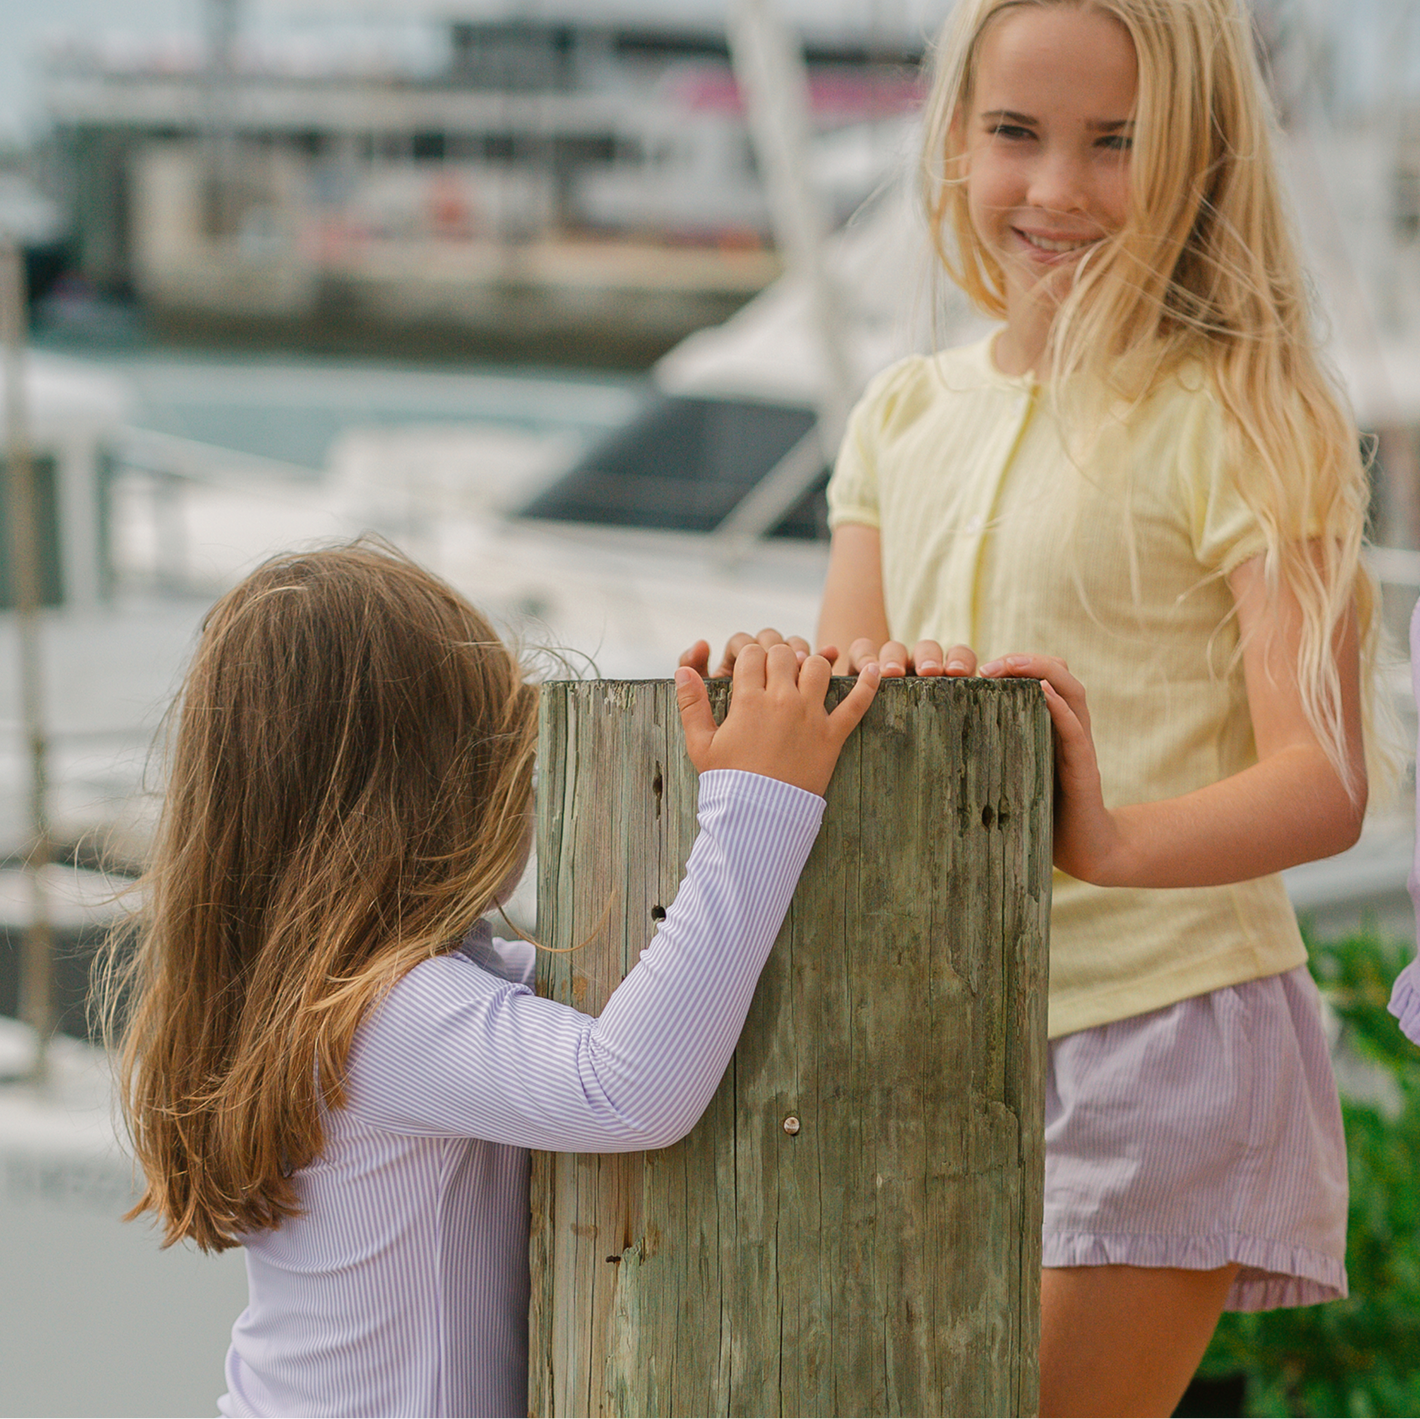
[107, 542, 878, 1417]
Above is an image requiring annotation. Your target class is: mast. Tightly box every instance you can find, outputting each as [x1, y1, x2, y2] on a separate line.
[717, 0, 855, 554]
[204, 0, 244, 239]
[1, 239, 55, 1084]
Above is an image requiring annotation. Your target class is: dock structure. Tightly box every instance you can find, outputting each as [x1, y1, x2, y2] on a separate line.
[41, 12, 924, 363]
[530, 675, 1052, 1417]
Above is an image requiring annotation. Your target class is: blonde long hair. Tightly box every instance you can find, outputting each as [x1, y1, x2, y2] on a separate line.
[101, 543, 539, 1252]
[921, 0, 1381, 796]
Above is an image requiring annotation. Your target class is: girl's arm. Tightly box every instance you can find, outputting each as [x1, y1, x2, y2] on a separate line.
[346, 771, 827, 1151]
[343, 647, 879, 1150]
[988, 548, 1366, 888]
[817, 524, 891, 671]
[681, 523, 970, 680]
[819, 524, 978, 678]
[678, 523, 891, 678]
[682, 524, 965, 681]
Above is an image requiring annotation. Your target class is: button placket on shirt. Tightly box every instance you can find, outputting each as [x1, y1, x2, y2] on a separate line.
[955, 388, 1037, 650]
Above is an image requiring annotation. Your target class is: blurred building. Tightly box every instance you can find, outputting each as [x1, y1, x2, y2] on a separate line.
[41, 0, 938, 362]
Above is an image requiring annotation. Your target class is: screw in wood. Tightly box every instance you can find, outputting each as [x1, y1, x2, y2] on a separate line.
[782, 1115, 801, 1135]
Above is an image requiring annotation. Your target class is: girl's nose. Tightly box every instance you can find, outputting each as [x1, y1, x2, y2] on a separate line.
[1027, 150, 1088, 214]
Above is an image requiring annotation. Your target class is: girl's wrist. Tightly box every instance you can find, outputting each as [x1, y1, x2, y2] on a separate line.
[1064, 807, 1131, 887]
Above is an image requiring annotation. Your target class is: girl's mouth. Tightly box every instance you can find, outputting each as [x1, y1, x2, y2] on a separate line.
[1016, 229, 1098, 257]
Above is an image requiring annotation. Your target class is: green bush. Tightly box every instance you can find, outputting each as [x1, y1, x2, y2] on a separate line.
[1195, 926, 1420, 1416]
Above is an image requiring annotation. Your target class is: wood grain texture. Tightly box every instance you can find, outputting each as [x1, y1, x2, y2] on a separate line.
[529, 677, 1051, 1417]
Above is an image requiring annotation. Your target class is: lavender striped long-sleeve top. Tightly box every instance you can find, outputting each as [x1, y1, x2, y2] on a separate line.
[217, 769, 823, 1419]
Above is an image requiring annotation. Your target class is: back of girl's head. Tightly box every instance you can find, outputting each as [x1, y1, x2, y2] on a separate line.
[107, 541, 538, 1251]
[924, 0, 1294, 375]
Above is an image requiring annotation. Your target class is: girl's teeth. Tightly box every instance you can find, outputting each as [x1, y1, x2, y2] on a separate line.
[1023, 232, 1092, 253]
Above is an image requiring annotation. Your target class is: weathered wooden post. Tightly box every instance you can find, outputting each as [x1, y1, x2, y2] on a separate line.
[530, 676, 1051, 1417]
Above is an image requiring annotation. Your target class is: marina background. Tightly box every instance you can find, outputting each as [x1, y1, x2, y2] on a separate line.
[1, 1, 1419, 1415]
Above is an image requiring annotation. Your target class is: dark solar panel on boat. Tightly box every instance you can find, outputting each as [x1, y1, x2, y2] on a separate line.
[520, 394, 829, 540]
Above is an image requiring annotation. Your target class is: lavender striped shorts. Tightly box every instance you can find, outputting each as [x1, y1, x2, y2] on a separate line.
[1043, 965, 1348, 1312]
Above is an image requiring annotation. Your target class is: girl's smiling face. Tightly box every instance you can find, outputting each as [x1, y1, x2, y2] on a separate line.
[962, 3, 1138, 372]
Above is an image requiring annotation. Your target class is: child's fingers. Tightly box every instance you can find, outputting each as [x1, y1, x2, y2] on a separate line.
[730, 639, 769, 695]
[1040, 679, 1103, 798]
[674, 666, 718, 765]
[713, 628, 807, 677]
[944, 643, 977, 676]
[796, 651, 833, 702]
[912, 638, 946, 675]
[1025, 658, 1088, 730]
[712, 632, 756, 678]
[981, 651, 1075, 693]
[752, 629, 815, 668]
[846, 638, 881, 673]
[981, 653, 1094, 738]
[1040, 677, 1086, 745]
[877, 640, 910, 676]
[678, 639, 711, 675]
[762, 641, 800, 690]
[980, 651, 1070, 681]
[828, 661, 881, 740]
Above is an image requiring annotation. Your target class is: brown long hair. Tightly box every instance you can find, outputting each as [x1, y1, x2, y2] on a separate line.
[101, 542, 539, 1252]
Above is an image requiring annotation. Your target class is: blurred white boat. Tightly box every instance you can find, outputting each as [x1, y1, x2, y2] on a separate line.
[0, 1015, 250, 1418]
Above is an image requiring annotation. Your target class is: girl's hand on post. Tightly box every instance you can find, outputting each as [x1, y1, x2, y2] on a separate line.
[980, 653, 1126, 884]
[844, 639, 978, 678]
[679, 628, 819, 680]
[674, 644, 880, 797]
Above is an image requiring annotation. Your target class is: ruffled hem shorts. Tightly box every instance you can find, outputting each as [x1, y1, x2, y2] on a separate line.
[1389, 953, 1420, 1046]
[1043, 965, 1348, 1313]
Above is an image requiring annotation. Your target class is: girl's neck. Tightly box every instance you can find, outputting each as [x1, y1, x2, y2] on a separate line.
[992, 323, 1049, 379]
[993, 300, 1052, 378]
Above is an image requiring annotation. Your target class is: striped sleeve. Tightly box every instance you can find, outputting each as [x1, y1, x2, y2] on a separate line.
[342, 769, 823, 1151]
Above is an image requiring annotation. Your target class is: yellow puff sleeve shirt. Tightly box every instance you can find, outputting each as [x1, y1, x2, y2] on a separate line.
[828, 336, 1309, 1038]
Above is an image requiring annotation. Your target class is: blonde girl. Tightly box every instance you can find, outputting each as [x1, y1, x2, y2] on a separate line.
[687, 0, 1378, 1411]
[107, 542, 877, 1417]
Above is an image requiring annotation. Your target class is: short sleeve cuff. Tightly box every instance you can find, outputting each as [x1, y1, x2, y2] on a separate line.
[826, 503, 881, 531]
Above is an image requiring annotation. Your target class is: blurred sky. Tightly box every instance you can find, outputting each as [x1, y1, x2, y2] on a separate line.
[5, 0, 188, 145]
[1, 0, 439, 145]
[0, 0, 1410, 146]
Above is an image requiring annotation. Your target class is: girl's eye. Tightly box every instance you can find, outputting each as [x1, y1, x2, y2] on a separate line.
[991, 122, 1034, 141]
[1097, 133, 1133, 152]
